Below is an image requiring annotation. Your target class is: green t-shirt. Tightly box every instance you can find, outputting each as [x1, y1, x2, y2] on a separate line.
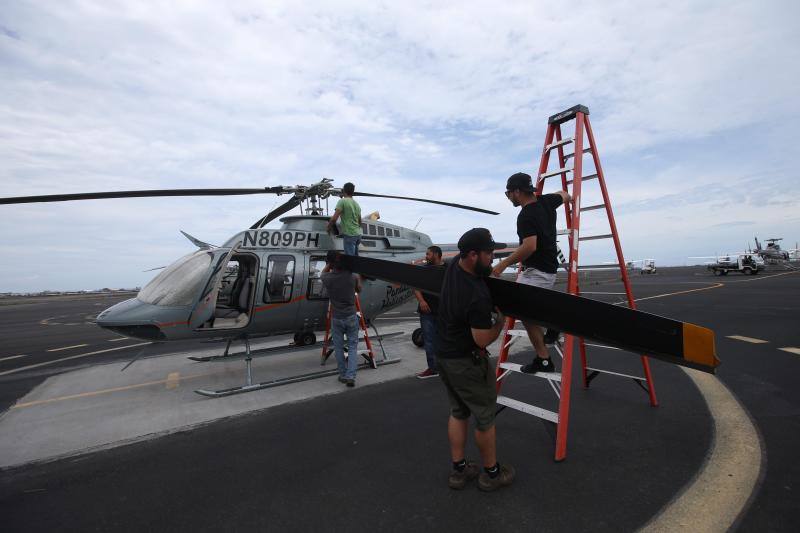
[335, 197, 362, 236]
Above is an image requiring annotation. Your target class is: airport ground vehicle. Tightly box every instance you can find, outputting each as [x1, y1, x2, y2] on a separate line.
[707, 254, 764, 276]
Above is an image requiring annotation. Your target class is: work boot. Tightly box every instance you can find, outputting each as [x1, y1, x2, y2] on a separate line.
[448, 461, 480, 490]
[521, 356, 555, 374]
[345, 378, 355, 388]
[478, 463, 516, 492]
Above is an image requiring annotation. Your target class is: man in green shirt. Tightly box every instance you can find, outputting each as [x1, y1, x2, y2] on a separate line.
[328, 182, 362, 256]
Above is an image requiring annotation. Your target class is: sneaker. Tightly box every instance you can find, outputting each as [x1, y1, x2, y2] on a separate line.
[416, 368, 439, 379]
[543, 329, 561, 345]
[345, 378, 355, 388]
[478, 463, 516, 492]
[521, 356, 556, 374]
[448, 461, 480, 490]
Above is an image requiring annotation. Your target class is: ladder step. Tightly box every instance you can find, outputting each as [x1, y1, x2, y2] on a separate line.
[566, 173, 598, 185]
[498, 362, 562, 382]
[563, 148, 592, 160]
[557, 228, 572, 236]
[545, 137, 574, 152]
[585, 367, 645, 382]
[579, 233, 613, 242]
[496, 395, 559, 423]
[539, 167, 572, 180]
[580, 203, 606, 212]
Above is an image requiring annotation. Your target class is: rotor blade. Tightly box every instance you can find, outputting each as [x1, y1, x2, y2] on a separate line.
[352, 192, 499, 215]
[0, 187, 285, 205]
[339, 254, 720, 373]
[250, 196, 302, 229]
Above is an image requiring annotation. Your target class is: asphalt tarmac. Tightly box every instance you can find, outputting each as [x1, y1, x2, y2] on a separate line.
[0, 266, 798, 531]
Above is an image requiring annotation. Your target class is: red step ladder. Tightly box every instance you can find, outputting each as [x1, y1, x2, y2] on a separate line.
[321, 293, 378, 368]
[495, 104, 658, 462]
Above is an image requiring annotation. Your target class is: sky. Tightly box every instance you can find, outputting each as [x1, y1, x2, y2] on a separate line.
[1, 0, 799, 292]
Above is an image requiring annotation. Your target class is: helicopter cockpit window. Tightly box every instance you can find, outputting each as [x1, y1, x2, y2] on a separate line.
[307, 256, 329, 300]
[138, 250, 212, 307]
[265, 255, 295, 303]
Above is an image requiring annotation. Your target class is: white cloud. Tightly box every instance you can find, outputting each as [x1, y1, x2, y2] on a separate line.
[1, 0, 799, 291]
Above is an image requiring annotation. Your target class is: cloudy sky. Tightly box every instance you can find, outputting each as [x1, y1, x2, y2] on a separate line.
[1, 0, 799, 292]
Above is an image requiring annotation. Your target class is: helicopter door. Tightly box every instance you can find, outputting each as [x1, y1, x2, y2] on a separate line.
[298, 255, 330, 332]
[256, 254, 300, 334]
[188, 247, 238, 330]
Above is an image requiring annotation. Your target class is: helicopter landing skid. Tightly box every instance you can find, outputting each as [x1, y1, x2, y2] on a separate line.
[194, 334, 402, 398]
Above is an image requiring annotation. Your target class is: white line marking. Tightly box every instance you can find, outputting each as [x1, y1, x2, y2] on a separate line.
[778, 347, 800, 355]
[107, 337, 129, 342]
[0, 354, 28, 362]
[641, 369, 762, 532]
[726, 335, 769, 344]
[580, 291, 626, 295]
[46, 344, 89, 352]
[0, 343, 151, 377]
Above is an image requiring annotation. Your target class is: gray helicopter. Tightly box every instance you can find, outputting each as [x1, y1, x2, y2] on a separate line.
[1, 179, 498, 351]
[754, 237, 790, 262]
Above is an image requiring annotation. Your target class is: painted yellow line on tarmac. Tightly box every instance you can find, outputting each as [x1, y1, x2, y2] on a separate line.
[0, 354, 28, 362]
[47, 343, 89, 352]
[0, 343, 151, 377]
[629, 283, 725, 303]
[727, 335, 769, 344]
[727, 270, 800, 283]
[166, 372, 181, 390]
[779, 347, 800, 355]
[641, 369, 762, 532]
[10, 372, 211, 409]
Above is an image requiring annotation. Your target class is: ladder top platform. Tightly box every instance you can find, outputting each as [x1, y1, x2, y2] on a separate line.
[548, 104, 590, 125]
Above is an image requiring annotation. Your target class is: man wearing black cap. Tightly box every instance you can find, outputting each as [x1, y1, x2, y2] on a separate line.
[492, 172, 570, 374]
[436, 228, 515, 491]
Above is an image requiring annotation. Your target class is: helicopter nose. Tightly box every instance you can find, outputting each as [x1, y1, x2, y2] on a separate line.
[96, 298, 167, 341]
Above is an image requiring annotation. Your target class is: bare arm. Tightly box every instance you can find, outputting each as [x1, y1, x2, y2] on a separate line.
[327, 209, 342, 232]
[414, 289, 430, 314]
[471, 310, 505, 349]
[492, 236, 537, 276]
[557, 190, 571, 204]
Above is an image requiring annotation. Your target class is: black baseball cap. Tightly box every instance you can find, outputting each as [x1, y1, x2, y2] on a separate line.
[506, 172, 535, 192]
[457, 228, 506, 253]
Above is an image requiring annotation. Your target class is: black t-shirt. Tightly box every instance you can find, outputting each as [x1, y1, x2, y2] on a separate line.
[517, 193, 564, 274]
[435, 258, 493, 359]
[418, 262, 444, 315]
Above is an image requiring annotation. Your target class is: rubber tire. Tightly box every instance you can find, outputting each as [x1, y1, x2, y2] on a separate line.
[293, 332, 302, 344]
[743, 267, 752, 275]
[412, 327, 424, 348]
[713, 269, 722, 276]
[300, 331, 316, 346]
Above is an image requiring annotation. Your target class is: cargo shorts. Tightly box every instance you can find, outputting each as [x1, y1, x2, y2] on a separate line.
[438, 356, 497, 431]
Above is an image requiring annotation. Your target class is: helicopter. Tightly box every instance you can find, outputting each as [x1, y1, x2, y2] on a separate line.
[1, 179, 500, 352]
[753, 237, 790, 262]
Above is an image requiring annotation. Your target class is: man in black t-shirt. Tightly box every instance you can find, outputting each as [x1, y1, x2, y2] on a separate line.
[414, 245, 444, 379]
[436, 228, 515, 492]
[492, 172, 571, 374]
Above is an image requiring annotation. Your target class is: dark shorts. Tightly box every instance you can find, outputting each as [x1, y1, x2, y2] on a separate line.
[438, 356, 497, 431]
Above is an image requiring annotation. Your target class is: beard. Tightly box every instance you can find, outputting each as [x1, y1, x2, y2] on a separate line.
[475, 261, 493, 277]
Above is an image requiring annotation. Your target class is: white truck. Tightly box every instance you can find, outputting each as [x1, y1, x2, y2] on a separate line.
[707, 254, 765, 276]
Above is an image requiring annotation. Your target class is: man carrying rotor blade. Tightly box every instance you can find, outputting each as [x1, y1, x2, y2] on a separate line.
[492, 172, 570, 374]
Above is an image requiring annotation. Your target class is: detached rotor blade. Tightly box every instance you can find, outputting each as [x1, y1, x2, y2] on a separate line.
[0, 187, 285, 205]
[250, 196, 302, 229]
[352, 192, 499, 215]
[339, 255, 720, 374]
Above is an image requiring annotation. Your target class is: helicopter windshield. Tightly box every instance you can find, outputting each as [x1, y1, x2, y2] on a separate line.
[138, 250, 213, 306]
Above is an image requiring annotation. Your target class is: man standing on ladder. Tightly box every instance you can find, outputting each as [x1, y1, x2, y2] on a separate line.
[492, 172, 570, 374]
[414, 245, 444, 379]
[437, 228, 514, 491]
[321, 251, 362, 387]
[328, 182, 362, 256]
